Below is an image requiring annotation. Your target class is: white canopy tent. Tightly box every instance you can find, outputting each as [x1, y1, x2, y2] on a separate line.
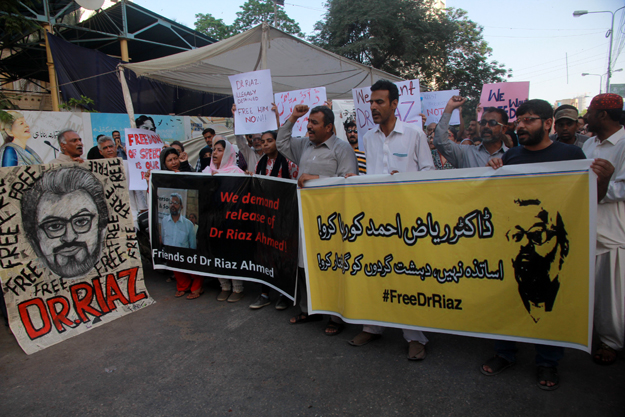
[119, 23, 403, 124]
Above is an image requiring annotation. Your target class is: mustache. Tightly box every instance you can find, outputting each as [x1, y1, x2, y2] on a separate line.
[53, 241, 88, 254]
[481, 128, 493, 136]
[517, 129, 529, 136]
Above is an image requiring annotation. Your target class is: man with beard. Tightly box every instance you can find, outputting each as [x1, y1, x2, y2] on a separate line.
[507, 200, 570, 323]
[161, 193, 203, 299]
[112, 130, 127, 159]
[485, 99, 585, 390]
[51, 129, 85, 164]
[348, 79, 433, 361]
[344, 118, 366, 174]
[21, 167, 108, 278]
[549, 105, 589, 148]
[582, 93, 625, 365]
[161, 193, 196, 249]
[434, 97, 508, 168]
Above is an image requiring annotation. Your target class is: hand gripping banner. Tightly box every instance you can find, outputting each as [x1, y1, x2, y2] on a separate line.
[0, 160, 154, 354]
[150, 172, 299, 299]
[299, 161, 596, 352]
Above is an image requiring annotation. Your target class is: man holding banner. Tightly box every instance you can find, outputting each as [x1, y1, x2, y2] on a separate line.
[277, 104, 357, 334]
[582, 94, 625, 366]
[486, 99, 586, 390]
[350, 80, 433, 360]
[434, 97, 508, 169]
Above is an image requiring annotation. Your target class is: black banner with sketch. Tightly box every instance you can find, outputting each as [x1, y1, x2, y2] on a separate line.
[150, 172, 299, 299]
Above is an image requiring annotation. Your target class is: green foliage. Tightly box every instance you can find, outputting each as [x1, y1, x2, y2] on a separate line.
[194, 0, 304, 41]
[60, 95, 98, 112]
[194, 13, 234, 40]
[0, 0, 39, 38]
[310, 0, 511, 115]
[0, 93, 18, 125]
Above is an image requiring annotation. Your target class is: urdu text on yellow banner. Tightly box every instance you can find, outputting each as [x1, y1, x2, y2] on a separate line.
[299, 160, 596, 352]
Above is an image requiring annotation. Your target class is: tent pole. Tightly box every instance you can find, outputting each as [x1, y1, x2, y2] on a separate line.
[43, 26, 60, 112]
[118, 66, 136, 128]
[120, 39, 130, 62]
[261, 23, 269, 70]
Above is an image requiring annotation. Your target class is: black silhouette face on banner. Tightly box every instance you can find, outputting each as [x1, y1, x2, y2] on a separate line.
[506, 199, 569, 323]
[21, 168, 109, 278]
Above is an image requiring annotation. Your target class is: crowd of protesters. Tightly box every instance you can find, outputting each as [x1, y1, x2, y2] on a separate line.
[1, 79, 624, 392]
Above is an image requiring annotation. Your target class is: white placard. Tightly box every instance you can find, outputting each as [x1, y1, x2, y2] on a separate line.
[421, 90, 460, 125]
[229, 69, 278, 135]
[275, 87, 327, 137]
[125, 128, 164, 190]
[352, 79, 422, 149]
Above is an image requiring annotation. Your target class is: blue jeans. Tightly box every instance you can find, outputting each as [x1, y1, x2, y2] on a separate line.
[494, 340, 564, 368]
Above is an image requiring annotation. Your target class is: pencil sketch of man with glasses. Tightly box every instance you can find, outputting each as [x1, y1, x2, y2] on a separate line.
[21, 167, 109, 278]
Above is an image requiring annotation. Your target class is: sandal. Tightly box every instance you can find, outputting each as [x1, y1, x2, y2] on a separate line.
[593, 342, 617, 365]
[324, 321, 345, 336]
[187, 290, 204, 300]
[537, 366, 559, 391]
[289, 313, 323, 324]
[480, 355, 515, 376]
[174, 291, 186, 298]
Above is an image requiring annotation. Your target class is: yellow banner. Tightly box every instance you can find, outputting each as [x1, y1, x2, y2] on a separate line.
[299, 161, 595, 352]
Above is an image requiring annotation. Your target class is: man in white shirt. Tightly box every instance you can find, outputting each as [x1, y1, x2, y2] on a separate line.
[582, 93, 625, 365]
[349, 79, 434, 361]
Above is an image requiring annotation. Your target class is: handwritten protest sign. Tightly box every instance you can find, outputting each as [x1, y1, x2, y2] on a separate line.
[275, 87, 327, 136]
[150, 172, 299, 299]
[229, 69, 278, 135]
[300, 160, 595, 352]
[421, 90, 460, 125]
[352, 79, 422, 148]
[0, 160, 154, 354]
[479, 82, 529, 122]
[125, 128, 164, 191]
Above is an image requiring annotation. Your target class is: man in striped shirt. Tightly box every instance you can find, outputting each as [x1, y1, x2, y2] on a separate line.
[344, 119, 366, 175]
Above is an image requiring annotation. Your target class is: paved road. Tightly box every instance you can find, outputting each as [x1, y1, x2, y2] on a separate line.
[1, 269, 624, 416]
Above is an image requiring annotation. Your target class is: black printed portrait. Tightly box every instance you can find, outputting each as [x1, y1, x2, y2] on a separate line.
[506, 199, 569, 323]
[21, 167, 108, 278]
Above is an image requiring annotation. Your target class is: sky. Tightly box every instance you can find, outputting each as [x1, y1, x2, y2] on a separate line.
[132, 0, 625, 108]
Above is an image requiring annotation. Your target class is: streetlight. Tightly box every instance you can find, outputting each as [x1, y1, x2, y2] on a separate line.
[574, 6, 625, 92]
[581, 69, 623, 94]
[582, 72, 603, 93]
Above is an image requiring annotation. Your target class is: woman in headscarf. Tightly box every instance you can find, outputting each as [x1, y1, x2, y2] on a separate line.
[198, 145, 212, 172]
[203, 138, 244, 175]
[0, 110, 43, 167]
[203, 138, 245, 302]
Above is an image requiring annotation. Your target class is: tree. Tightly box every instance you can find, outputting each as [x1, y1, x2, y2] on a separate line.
[194, 13, 234, 41]
[195, 0, 304, 41]
[310, 0, 511, 115]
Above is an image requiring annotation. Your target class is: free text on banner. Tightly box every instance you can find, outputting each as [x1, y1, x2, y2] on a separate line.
[150, 172, 299, 299]
[229, 69, 278, 135]
[299, 161, 596, 352]
[0, 159, 154, 355]
[275, 87, 327, 137]
[125, 128, 164, 190]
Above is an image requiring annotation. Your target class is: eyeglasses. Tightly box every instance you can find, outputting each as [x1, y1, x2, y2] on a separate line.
[346, 129, 357, 134]
[510, 226, 554, 246]
[514, 116, 542, 126]
[38, 213, 96, 239]
[479, 119, 504, 127]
